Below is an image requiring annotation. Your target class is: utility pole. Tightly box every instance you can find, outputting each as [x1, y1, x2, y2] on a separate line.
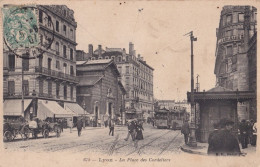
[21, 61, 24, 116]
[196, 74, 200, 92]
[184, 31, 197, 147]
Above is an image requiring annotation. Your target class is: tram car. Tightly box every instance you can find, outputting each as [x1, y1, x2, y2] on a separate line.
[154, 107, 189, 129]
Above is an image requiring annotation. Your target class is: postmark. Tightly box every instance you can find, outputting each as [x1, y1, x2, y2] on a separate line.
[3, 5, 54, 59]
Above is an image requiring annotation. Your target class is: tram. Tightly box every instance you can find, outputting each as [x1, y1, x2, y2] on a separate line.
[154, 107, 189, 129]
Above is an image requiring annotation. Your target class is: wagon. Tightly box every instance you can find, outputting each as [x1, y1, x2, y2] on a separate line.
[28, 118, 62, 138]
[3, 118, 30, 142]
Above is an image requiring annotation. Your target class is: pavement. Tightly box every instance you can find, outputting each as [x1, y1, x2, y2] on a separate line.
[181, 142, 256, 156]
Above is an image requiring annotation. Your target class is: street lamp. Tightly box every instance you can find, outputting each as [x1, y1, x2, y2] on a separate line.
[184, 31, 197, 147]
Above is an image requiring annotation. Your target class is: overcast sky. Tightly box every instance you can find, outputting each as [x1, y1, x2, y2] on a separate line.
[67, 1, 231, 100]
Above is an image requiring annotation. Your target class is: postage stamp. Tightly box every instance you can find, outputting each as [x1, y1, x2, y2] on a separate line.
[3, 5, 54, 58]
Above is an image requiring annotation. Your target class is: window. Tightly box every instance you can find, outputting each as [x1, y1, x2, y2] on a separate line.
[63, 45, 67, 58]
[111, 56, 115, 60]
[55, 42, 59, 55]
[40, 35, 43, 44]
[48, 81, 52, 96]
[8, 81, 15, 95]
[226, 30, 232, 37]
[70, 86, 73, 100]
[56, 83, 60, 98]
[63, 63, 67, 74]
[70, 29, 73, 39]
[226, 15, 232, 25]
[239, 13, 244, 22]
[23, 80, 29, 96]
[70, 66, 74, 75]
[56, 61, 60, 69]
[64, 85, 67, 100]
[47, 16, 52, 27]
[91, 57, 95, 60]
[118, 67, 122, 73]
[126, 77, 129, 86]
[39, 80, 43, 95]
[105, 56, 109, 59]
[9, 54, 15, 71]
[56, 21, 59, 32]
[39, 10, 43, 23]
[98, 57, 102, 59]
[118, 56, 122, 62]
[226, 45, 233, 56]
[70, 48, 73, 60]
[126, 56, 129, 61]
[63, 25, 67, 35]
[22, 54, 29, 71]
[126, 66, 129, 74]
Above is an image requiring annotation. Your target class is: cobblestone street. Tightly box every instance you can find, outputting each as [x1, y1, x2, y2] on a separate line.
[4, 124, 184, 156]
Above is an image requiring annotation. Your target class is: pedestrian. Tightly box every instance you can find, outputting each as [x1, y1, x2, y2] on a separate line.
[248, 120, 254, 145]
[109, 119, 115, 136]
[76, 118, 83, 137]
[105, 119, 108, 128]
[135, 121, 144, 140]
[239, 119, 249, 149]
[208, 119, 241, 156]
[208, 122, 221, 155]
[181, 120, 190, 145]
[124, 120, 137, 141]
[252, 121, 257, 146]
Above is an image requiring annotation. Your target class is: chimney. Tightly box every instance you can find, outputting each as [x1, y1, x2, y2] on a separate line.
[88, 44, 93, 56]
[129, 42, 134, 55]
[133, 50, 136, 57]
[98, 45, 102, 57]
[123, 48, 126, 56]
[138, 54, 141, 59]
[141, 57, 144, 61]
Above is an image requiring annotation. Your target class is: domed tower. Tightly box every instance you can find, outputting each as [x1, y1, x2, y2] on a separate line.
[214, 6, 257, 120]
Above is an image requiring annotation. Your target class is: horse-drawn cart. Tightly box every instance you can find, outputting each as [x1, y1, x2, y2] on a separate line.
[3, 118, 30, 142]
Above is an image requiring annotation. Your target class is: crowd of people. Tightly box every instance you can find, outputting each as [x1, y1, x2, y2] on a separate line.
[124, 119, 144, 141]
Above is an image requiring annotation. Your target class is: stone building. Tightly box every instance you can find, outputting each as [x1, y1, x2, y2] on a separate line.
[3, 5, 78, 121]
[214, 6, 257, 120]
[76, 59, 126, 126]
[84, 43, 154, 121]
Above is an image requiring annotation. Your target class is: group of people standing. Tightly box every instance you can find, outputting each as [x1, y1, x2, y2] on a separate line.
[239, 119, 257, 149]
[124, 119, 144, 141]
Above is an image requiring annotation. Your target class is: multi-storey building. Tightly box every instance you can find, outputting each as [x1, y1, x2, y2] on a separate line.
[76, 59, 126, 126]
[214, 6, 257, 120]
[3, 5, 78, 120]
[87, 43, 154, 121]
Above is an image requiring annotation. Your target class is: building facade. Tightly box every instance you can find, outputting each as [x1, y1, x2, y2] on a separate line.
[214, 6, 257, 120]
[76, 59, 126, 126]
[84, 43, 154, 121]
[3, 5, 78, 120]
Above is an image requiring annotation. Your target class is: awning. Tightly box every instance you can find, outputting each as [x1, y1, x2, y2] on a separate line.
[3, 99, 32, 116]
[64, 102, 90, 116]
[37, 100, 74, 120]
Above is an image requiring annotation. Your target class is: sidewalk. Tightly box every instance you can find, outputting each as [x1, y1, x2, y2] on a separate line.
[181, 142, 256, 156]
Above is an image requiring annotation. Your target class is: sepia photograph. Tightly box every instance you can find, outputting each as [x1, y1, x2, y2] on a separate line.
[0, 1, 259, 167]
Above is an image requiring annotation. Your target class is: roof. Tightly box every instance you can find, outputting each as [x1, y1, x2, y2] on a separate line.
[76, 61, 87, 65]
[77, 59, 121, 76]
[85, 59, 112, 65]
[106, 48, 123, 52]
[187, 90, 256, 102]
[138, 59, 154, 70]
[78, 76, 103, 86]
[64, 102, 90, 116]
[207, 86, 233, 92]
[3, 99, 32, 116]
[37, 100, 74, 119]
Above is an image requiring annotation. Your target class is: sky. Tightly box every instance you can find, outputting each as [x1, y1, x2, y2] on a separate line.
[68, 1, 223, 100]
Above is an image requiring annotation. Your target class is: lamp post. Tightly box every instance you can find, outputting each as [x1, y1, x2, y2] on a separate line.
[185, 31, 197, 147]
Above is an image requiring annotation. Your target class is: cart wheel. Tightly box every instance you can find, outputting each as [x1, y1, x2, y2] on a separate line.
[4, 131, 13, 142]
[23, 127, 30, 140]
[56, 127, 61, 138]
[32, 131, 38, 139]
[43, 129, 49, 139]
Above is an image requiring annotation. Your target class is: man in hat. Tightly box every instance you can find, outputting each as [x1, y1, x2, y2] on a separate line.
[208, 119, 241, 156]
[239, 119, 249, 149]
[76, 118, 83, 137]
[181, 120, 190, 145]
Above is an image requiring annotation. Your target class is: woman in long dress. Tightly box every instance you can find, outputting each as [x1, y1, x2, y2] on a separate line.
[135, 121, 144, 140]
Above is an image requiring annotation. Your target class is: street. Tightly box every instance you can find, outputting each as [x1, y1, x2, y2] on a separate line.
[4, 124, 184, 155]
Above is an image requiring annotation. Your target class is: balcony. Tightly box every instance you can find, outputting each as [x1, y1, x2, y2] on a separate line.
[35, 66, 79, 83]
[218, 35, 244, 45]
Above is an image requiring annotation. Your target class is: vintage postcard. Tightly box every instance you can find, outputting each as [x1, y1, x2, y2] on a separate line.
[0, 0, 259, 167]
